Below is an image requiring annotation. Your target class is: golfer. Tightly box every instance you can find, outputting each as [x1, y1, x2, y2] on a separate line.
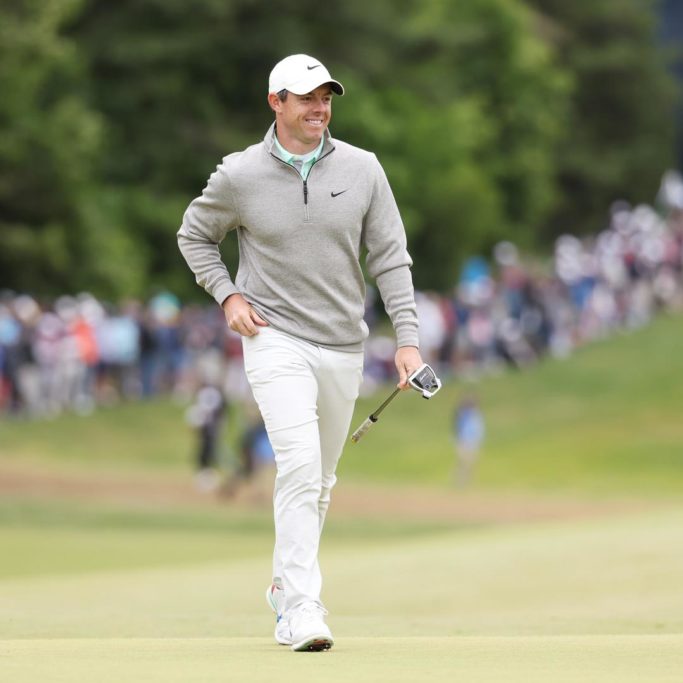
[177, 54, 423, 652]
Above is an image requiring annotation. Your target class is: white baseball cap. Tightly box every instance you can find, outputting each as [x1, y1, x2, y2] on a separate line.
[268, 54, 344, 96]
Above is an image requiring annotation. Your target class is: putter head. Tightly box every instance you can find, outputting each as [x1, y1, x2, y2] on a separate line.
[408, 364, 442, 399]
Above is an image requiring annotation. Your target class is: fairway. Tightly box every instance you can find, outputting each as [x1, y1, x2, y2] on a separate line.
[4, 635, 683, 683]
[2, 503, 683, 681]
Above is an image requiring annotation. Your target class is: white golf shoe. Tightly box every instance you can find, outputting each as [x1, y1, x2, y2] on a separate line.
[265, 583, 291, 646]
[289, 602, 334, 652]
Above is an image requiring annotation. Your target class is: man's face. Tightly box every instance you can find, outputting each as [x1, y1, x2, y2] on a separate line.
[270, 85, 333, 153]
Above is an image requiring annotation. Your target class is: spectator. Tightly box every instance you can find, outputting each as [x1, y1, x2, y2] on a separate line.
[453, 394, 485, 488]
[185, 384, 227, 493]
[222, 409, 276, 501]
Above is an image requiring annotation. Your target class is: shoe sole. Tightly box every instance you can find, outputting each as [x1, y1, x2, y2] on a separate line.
[291, 635, 334, 652]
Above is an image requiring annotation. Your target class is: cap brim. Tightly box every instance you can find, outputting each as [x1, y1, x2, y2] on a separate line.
[286, 78, 344, 96]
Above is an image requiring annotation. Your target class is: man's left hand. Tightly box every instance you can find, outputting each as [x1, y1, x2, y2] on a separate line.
[395, 346, 424, 390]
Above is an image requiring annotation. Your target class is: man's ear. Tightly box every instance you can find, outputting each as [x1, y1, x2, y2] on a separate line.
[267, 92, 281, 113]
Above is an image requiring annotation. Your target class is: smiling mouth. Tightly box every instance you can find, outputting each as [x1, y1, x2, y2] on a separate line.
[305, 119, 324, 126]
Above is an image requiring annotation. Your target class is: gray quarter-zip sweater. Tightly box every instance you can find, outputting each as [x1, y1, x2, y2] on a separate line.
[177, 124, 419, 352]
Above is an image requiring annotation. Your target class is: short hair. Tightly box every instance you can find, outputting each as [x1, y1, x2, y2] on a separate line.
[277, 89, 288, 102]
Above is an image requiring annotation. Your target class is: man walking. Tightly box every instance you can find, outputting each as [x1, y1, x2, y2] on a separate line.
[178, 54, 423, 652]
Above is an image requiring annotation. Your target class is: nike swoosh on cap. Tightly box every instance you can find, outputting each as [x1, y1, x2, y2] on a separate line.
[331, 190, 348, 197]
[307, 64, 321, 70]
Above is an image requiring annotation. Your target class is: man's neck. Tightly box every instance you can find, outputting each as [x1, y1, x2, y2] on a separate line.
[275, 130, 322, 156]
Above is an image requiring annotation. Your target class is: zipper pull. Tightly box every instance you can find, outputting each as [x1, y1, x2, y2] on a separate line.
[303, 180, 308, 205]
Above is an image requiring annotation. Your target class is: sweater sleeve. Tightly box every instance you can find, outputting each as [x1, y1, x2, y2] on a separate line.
[177, 160, 241, 307]
[363, 156, 420, 348]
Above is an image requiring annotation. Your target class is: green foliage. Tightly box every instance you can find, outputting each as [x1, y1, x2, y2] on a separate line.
[347, 0, 569, 289]
[526, 0, 679, 237]
[0, 0, 146, 298]
[0, 0, 96, 293]
[0, 0, 677, 295]
[402, 0, 569, 236]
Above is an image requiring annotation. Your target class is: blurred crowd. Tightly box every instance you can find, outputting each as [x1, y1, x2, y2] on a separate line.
[2, 171, 683, 421]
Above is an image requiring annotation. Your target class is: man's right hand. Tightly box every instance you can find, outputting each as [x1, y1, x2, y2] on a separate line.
[222, 293, 268, 336]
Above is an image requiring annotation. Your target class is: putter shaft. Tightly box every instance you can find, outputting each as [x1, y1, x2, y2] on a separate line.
[371, 388, 400, 419]
[350, 388, 400, 443]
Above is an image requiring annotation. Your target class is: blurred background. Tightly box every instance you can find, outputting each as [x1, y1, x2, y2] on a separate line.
[2, 2, 683, 677]
[1, 0, 682, 488]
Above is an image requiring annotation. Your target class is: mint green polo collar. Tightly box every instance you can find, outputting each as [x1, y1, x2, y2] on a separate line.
[273, 134, 324, 180]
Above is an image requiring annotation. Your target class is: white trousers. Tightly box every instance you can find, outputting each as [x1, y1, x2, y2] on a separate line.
[242, 327, 364, 612]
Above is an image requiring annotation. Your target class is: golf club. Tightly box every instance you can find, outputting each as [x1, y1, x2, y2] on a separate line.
[350, 363, 442, 443]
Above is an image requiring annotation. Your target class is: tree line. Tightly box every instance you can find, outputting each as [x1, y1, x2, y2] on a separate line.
[0, 0, 678, 299]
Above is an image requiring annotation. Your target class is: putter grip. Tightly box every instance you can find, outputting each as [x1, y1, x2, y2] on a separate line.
[350, 417, 375, 443]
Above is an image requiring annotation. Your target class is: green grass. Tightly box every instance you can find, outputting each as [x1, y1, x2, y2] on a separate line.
[0, 496, 456, 580]
[3, 636, 683, 683]
[0, 399, 196, 472]
[2, 505, 683, 680]
[4, 635, 682, 683]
